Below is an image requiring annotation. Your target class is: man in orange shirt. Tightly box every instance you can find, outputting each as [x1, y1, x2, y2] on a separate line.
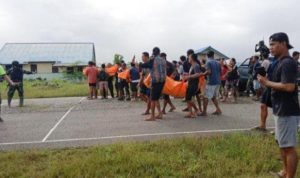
[84, 61, 99, 99]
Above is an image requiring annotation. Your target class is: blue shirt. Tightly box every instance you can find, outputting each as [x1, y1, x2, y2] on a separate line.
[267, 57, 278, 80]
[130, 67, 140, 81]
[205, 58, 221, 85]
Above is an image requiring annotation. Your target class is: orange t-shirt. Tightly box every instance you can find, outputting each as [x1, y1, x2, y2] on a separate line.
[85, 66, 99, 84]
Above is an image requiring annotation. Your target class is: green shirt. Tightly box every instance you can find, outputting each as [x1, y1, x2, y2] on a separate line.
[0, 65, 5, 76]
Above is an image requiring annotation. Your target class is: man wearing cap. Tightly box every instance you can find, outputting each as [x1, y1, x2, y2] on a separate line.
[6, 60, 33, 107]
[258, 32, 299, 178]
[0, 64, 16, 122]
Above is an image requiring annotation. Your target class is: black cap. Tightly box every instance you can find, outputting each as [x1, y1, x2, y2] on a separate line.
[269, 32, 293, 49]
[12, 60, 19, 66]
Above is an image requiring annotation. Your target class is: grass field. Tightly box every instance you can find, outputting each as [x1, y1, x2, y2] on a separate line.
[0, 133, 299, 178]
[0, 79, 88, 99]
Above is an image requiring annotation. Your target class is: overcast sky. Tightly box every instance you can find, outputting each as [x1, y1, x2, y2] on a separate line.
[0, 0, 299, 63]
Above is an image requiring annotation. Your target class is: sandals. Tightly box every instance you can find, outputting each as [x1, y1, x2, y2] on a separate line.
[145, 118, 156, 121]
[141, 112, 150, 115]
[212, 111, 222, 115]
[198, 112, 207, 116]
[251, 126, 268, 132]
[269, 171, 285, 178]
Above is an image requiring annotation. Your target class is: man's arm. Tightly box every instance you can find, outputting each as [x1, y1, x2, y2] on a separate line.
[23, 70, 33, 74]
[140, 59, 154, 69]
[258, 76, 295, 92]
[258, 59, 297, 92]
[3, 75, 15, 86]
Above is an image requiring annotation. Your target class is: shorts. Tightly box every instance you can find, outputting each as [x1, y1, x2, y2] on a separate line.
[221, 80, 226, 88]
[185, 85, 198, 101]
[226, 80, 239, 90]
[119, 80, 129, 89]
[253, 80, 261, 90]
[130, 82, 138, 92]
[140, 85, 150, 96]
[150, 82, 165, 101]
[89, 83, 96, 87]
[163, 94, 170, 100]
[205, 85, 220, 99]
[274, 115, 299, 148]
[99, 81, 108, 90]
[261, 87, 272, 107]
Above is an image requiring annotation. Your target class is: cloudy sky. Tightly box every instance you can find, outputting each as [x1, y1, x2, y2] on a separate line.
[0, 0, 299, 63]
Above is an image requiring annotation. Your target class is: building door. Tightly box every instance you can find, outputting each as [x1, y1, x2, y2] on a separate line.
[30, 64, 37, 73]
[67, 67, 74, 74]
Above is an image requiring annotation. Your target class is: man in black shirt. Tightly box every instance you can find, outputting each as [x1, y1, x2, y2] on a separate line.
[183, 54, 201, 118]
[7, 61, 33, 107]
[258, 32, 299, 178]
[183, 49, 193, 74]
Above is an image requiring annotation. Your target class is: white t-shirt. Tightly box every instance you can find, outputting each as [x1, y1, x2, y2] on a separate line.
[261, 59, 270, 72]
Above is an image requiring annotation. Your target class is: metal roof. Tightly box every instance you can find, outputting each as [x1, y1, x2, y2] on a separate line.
[195, 46, 229, 59]
[0, 43, 96, 64]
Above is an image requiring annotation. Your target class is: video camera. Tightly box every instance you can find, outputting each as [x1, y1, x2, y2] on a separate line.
[255, 40, 270, 59]
[255, 66, 266, 77]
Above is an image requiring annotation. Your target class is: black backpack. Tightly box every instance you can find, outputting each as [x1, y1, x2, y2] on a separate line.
[98, 71, 108, 81]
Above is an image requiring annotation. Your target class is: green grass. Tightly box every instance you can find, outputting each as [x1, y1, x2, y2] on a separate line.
[0, 79, 88, 99]
[0, 133, 299, 178]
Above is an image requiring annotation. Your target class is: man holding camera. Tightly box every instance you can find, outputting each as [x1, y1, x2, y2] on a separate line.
[258, 32, 299, 178]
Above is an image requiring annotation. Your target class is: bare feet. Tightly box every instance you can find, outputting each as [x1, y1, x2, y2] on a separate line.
[220, 99, 227, 102]
[168, 107, 176, 112]
[145, 117, 156, 121]
[155, 113, 163, 119]
[184, 114, 196, 119]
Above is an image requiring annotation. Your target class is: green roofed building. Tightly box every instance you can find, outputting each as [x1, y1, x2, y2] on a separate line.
[0, 43, 96, 74]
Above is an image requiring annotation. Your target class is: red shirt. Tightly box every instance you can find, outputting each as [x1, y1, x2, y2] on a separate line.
[221, 65, 228, 81]
[85, 66, 99, 84]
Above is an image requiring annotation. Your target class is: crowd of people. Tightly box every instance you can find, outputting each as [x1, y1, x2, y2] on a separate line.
[0, 32, 299, 177]
[83, 48, 231, 120]
[82, 32, 300, 177]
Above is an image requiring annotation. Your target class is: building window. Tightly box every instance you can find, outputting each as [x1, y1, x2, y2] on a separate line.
[52, 67, 59, 73]
[67, 67, 74, 74]
[30, 64, 37, 73]
[77, 66, 83, 72]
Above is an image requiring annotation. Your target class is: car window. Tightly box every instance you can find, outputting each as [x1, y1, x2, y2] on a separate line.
[240, 58, 250, 67]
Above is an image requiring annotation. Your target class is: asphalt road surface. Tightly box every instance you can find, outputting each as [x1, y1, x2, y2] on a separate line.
[0, 97, 274, 150]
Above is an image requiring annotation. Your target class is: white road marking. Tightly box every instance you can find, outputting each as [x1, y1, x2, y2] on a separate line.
[41, 97, 85, 142]
[0, 126, 275, 146]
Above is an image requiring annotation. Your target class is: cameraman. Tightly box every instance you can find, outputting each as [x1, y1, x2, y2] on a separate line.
[252, 56, 262, 101]
[252, 54, 278, 132]
[258, 32, 299, 178]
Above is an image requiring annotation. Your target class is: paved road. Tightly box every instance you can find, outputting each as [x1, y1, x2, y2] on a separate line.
[0, 97, 274, 150]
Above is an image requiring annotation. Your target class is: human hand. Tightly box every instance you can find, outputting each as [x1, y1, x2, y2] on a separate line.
[257, 74, 268, 86]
